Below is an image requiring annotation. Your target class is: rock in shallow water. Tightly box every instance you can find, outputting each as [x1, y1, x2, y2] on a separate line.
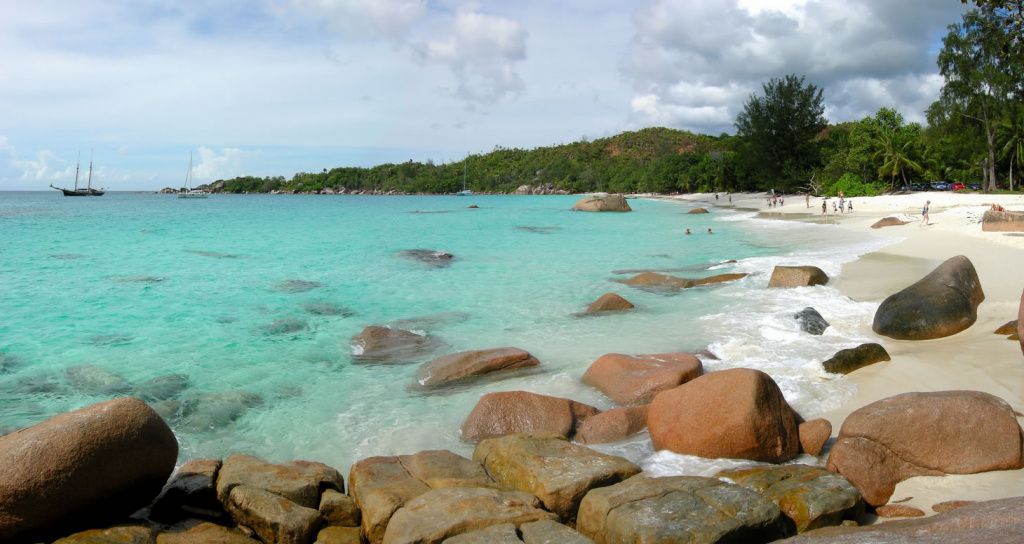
[259, 317, 309, 335]
[177, 391, 263, 432]
[303, 302, 355, 317]
[582, 352, 703, 406]
[351, 325, 441, 363]
[794, 307, 829, 335]
[574, 405, 649, 445]
[576, 475, 791, 544]
[571, 194, 631, 212]
[768, 266, 829, 288]
[461, 391, 598, 442]
[821, 343, 890, 375]
[65, 365, 132, 395]
[133, 374, 189, 401]
[872, 255, 984, 340]
[414, 347, 539, 388]
[274, 279, 323, 293]
[583, 292, 634, 314]
[0, 398, 178, 541]
[398, 249, 455, 268]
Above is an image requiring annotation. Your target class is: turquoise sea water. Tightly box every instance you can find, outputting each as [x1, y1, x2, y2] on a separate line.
[0, 192, 889, 472]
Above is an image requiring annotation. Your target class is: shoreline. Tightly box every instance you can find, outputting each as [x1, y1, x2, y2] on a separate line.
[657, 190, 1024, 513]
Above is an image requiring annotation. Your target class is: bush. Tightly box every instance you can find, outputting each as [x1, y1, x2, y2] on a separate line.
[824, 173, 884, 197]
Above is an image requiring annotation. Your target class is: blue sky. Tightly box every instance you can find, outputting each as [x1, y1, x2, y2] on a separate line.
[0, 0, 964, 190]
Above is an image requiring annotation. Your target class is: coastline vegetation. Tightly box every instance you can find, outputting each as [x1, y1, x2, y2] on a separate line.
[208, 7, 1022, 197]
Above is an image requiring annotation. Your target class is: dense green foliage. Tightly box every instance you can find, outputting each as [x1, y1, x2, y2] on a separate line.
[211, 9, 1023, 198]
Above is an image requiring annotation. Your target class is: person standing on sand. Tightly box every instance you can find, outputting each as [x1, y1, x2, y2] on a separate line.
[848, 200, 853, 213]
[921, 200, 930, 226]
[806, 193, 810, 208]
[821, 199, 827, 215]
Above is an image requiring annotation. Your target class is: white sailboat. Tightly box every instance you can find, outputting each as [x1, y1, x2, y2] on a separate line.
[456, 161, 473, 196]
[178, 152, 209, 199]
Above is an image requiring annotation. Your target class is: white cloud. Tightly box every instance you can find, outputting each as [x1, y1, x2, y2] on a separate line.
[415, 5, 528, 103]
[287, 0, 426, 39]
[624, 0, 964, 133]
[192, 147, 249, 182]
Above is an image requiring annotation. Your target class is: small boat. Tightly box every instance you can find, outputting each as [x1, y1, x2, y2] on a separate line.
[178, 152, 209, 199]
[456, 162, 473, 196]
[50, 151, 104, 196]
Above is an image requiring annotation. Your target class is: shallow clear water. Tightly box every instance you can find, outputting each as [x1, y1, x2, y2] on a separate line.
[0, 192, 892, 473]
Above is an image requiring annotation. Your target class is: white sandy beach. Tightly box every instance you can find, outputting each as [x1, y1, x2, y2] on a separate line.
[664, 190, 1024, 516]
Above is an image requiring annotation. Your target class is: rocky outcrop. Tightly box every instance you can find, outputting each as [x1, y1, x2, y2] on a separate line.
[320, 489, 361, 527]
[581, 352, 703, 405]
[798, 419, 832, 456]
[584, 293, 634, 314]
[348, 451, 494, 544]
[215, 454, 343, 509]
[53, 525, 154, 544]
[461, 391, 599, 441]
[768, 266, 829, 288]
[870, 217, 909, 229]
[688, 207, 709, 214]
[0, 397, 178, 541]
[647, 368, 801, 463]
[150, 459, 223, 522]
[473, 433, 640, 520]
[444, 523, 522, 544]
[872, 255, 985, 340]
[794, 307, 829, 335]
[155, 521, 260, 544]
[415, 348, 539, 388]
[351, 326, 440, 363]
[821, 344, 891, 375]
[717, 465, 863, 533]
[382, 487, 555, 544]
[398, 249, 455, 268]
[981, 209, 1024, 231]
[224, 485, 321, 544]
[571, 194, 631, 212]
[575, 406, 649, 444]
[825, 391, 1023, 506]
[576, 475, 790, 544]
[780, 496, 1024, 544]
[519, 520, 594, 544]
[617, 272, 748, 292]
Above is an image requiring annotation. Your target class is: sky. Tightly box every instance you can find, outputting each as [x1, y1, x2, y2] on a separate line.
[0, 0, 966, 190]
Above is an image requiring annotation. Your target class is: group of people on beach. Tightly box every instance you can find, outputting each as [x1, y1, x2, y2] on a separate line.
[766, 194, 784, 207]
[821, 191, 854, 215]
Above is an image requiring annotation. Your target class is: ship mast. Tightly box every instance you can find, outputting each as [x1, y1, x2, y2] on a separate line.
[87, 149, 93, 190]
[74, 151, 80, 191]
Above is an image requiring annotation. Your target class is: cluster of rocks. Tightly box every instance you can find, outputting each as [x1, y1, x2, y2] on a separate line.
[515, 183, 571, 195]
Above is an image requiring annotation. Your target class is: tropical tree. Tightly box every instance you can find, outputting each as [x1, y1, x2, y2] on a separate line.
[735, 74, 827, 192]
[872, 129, 924, 188]
[999, 106, 1024, 190]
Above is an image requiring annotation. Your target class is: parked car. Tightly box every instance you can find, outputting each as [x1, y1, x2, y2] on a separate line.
[930, 181, 950, 190]
[911, 182, 928, 191]
[950, 182, 966, 191]
[968, 183, 981, 190]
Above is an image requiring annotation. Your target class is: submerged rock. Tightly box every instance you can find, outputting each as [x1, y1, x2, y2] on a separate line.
[821, 343, 891, 374]
[177, 391, 264, 432]
[571, 194, 631, 212]
[515, 226, 561, 234]
[0, 398, 178, 541]
[826, 391, 1023, 506]
[88, 334, 134, 346]
[688, 207, 710, 213]
[768, 266, 829, 288]
[576, 475, 790, 544]
[389, 311, 470, 332]
[473, 433, 640, 520]
[648, 368, 801, 463]
[398, 249, 456, 268]
[133, 374, 190, 402]
[259, 317, 309, 335]
[273, 279, 323, 293]
[616, 271, 747, 292]
[415, 347, 540, 389]
[872, 255, 984, 340]
[65, 365, 132, 395]
[461, 391, 598, 442]
[351, 325, 440, 363]
[303, 302, 355, 317]
[583, 292, 635, 314]
[718, 464, 863, 533]
[0, 351, 23, 374]
[794, 307, 829, 335]
[111, 275, 166, 283]
[187, 250, 241, 259]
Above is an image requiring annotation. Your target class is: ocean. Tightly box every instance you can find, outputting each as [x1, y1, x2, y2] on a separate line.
[0, 192, 892, 474]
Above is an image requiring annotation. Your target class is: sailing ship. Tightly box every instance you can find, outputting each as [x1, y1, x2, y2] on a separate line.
[50, 151, 104, 196]
[178, 152, 209, 198]
[456, 161, 473, 196]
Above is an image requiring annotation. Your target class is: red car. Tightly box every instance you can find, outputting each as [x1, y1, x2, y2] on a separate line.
[950, 182, 966, 191]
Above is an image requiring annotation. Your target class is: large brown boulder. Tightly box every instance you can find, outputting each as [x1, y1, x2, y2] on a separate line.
[53, 525, 154, 544]
[576, 475, 790, 544]
[821, 343, 891, 375]
[717, 465, 863, 533]
[825, 391, 1023, 506]
[981, 209, 1024, 231]
[768, 266, 829, 288]
[319, 489, 361, 527]
[688, 207, 710, 214]
[156, 520, 260, 544]
[225, 485, 322, 544]
[382, 487, 556, 544]
[571, 194, 631, 212]
[647, 368, 801, 463]
[460, 391, 598, 442]
[995, 319, 1018, 335]
[575, 406, 649, 444]
[348, 451, 494, 544]
[415, 348, 539, 388]
[779, 496, 1024, 544]
[872, 255, 985, 340]
[870, 217, 910, 229]
[215, 454, 342, 509]
[351, 326, 440, 363]
[519, 520, 593, 544]
[616, 272, 747, 292]
[0, 397, 178, 542]
[473, 433, 640, 521]
[584, 293, 634, 314]
[798, 419, 832, 456]
[150, 458, 224, 522]
[581, 353, 703, 405]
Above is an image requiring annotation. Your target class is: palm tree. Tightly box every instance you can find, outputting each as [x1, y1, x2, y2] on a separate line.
[872, 130, 923, 189]
[999, 108, 1024, 191]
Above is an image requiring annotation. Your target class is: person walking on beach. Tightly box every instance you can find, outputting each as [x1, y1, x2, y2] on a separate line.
[847, 200, 853, 213]
[921, 200, 930, 226]
[821, 199, 827, 215]
[806, 193, 810, 208]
